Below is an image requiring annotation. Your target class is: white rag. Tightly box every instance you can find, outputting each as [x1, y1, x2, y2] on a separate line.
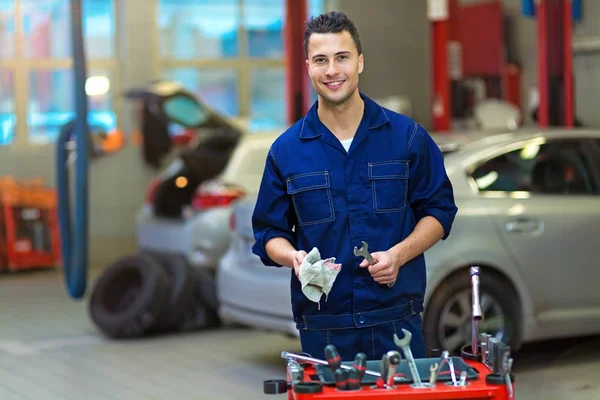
[298, 247, 342, 309]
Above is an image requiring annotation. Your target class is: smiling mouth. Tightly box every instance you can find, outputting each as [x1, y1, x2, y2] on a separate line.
[323, 80, 345, 88]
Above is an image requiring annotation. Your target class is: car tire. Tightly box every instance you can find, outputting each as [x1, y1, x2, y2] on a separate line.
[178, 267, 221, 331]
[146, 252, 195, 334]
[423, 268, 523, 354]
[89, 253, 171, 339]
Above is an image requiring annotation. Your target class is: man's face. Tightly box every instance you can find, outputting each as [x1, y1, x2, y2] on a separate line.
[306, 31, 364, 107]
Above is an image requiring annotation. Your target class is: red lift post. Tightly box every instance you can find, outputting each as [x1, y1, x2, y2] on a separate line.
[534, 0, 576, 128]
[284, 0, 311, 125]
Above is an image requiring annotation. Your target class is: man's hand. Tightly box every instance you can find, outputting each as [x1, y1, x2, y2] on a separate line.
[292, 250, 307, 277]
[359, 250, 403, 286]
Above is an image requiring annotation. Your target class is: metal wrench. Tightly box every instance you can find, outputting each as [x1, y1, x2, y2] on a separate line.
[353, 241, 395, 288]
[394, 329, 424, 387]
[428, 363, 439, 386]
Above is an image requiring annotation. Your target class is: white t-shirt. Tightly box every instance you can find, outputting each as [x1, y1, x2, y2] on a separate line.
[340, 137, 354, 152]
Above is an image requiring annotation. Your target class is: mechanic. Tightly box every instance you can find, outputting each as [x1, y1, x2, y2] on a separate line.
[251, 11, 458, 361]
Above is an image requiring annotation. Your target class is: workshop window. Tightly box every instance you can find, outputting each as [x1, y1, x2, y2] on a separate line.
[27, 68, 116, 144]
[0, 0, 15, 59]
[0, 71, 15, 145]
[161, 67, 240, 117]
[0, 0, 119, 145]
[157, 0, 327, 132]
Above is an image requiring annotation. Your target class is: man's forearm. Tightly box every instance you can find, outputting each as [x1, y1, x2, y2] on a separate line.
[265, 237, 297, 268]
[390, 216, 445, 267]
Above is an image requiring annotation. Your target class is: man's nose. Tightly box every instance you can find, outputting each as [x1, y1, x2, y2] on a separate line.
[325, 62, 339, 76]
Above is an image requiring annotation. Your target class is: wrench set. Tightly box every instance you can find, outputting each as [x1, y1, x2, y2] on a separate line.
[264, 263, 516, 399]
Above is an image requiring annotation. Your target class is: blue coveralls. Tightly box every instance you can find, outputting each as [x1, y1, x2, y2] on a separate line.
[252, 93, 458, 361]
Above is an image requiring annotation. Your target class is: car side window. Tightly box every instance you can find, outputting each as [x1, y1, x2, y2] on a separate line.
[471, 139, 596, 195]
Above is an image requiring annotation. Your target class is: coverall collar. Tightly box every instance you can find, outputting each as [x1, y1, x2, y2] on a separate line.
[299, 92, 390, 140]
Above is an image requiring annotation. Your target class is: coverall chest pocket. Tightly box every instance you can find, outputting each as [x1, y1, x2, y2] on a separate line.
[368, 160, 409, 213]
[287, 171, 334, 226]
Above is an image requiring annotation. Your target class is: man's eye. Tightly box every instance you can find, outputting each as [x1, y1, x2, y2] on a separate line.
[338, 55, 348, 60]
[315, 58, 325, 63]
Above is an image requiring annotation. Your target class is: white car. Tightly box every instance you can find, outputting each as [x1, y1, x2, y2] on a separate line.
[217, 128, 600, 353]
[135, 130, 281, 270]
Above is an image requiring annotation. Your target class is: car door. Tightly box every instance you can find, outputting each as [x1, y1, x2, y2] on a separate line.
[469, 137, 600, 319]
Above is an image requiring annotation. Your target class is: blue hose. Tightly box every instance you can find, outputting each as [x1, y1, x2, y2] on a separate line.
[56, 0, 89, 299]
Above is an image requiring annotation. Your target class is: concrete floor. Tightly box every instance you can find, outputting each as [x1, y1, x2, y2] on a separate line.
[0, 268, 599, 400]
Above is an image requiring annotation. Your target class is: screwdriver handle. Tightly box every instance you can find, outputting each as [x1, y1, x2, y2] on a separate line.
[352, 352, 367, 381]
[325, 345, 342, 372]
[334, 368, 348, 390]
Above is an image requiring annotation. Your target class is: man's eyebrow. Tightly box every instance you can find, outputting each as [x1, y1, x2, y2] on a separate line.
[311, 51, 352, 60]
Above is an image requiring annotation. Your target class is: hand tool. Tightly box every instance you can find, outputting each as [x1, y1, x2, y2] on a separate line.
[431, 350, 449, 385]
[352, 352, 367, 382]
[447, 356, 458, 385]
[385, 350, 402, 388]
[286, 359, 304, 383]
[379, 353, 390, 389]
[470, 266, 483, 354]
[353, 241, 395, 287]
[334, 368, 348, 390]
[325, 344, 342, 372]
[346, 367, 361, 390]
[428, 362, 439, 386]
[459, 370, 468, 386]
[281, 351, 384, 379]
[394, 329, 424, 388]
[503, 357, 514, 398]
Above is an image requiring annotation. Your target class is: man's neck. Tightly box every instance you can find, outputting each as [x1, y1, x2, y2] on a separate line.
[317, 91, 364, 140]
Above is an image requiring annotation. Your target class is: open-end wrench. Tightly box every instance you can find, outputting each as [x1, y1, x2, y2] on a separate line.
[432, 351, 449, 385]
[353, 241, 395, 288]
[428, 363, 439, 386]
[394, 329, 424, 387]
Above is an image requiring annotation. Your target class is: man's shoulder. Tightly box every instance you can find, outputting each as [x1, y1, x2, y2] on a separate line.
[270, 118, 305, 151]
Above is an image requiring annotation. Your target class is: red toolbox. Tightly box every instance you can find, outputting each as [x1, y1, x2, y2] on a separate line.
[0, 177, 61, 272]
[264, 268, 515, 399]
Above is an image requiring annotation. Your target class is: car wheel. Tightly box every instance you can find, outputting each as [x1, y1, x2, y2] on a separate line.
[89, 253, 171, 339]
[423, 268, 523, 354]
[145, 252, 195, 334]
[178, 267, 221, 331]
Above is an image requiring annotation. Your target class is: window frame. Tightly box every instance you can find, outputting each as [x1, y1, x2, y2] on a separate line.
[1, 0, 121, 148]
[154, 0, 336, 131]
[465, 136, 600, 197]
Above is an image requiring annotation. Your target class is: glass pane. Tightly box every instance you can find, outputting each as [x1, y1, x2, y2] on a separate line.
[0, 70, 15, 145]
[308, 0, 325, 18]
[244, 0, 284, 58]
[28, 69, 117, 144]
[161, 68, 239, 117]
[158, 0, 240, 59]
[250, 67, 286, 131]
[22, 0, 115, 59]
[0, 0, 15, 59]
[84, 0, 115, 59]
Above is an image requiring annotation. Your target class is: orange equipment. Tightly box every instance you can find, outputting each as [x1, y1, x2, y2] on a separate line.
[0, 177, 61, 272]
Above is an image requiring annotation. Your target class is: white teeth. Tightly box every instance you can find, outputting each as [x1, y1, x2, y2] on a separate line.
[326, 81, 343, 87]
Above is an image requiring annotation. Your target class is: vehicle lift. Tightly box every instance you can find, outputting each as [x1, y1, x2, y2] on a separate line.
[263, 268, 515, 399]
[429, 0, 580, 131]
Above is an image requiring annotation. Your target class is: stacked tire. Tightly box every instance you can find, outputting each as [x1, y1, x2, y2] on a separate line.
[88, 251, 220, 339]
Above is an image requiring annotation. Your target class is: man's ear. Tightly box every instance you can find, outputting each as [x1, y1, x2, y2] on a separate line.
[306, 59, 312, 78]
[358, 53, 364, 74]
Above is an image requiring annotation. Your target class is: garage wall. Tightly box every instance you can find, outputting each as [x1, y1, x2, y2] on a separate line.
[0, 0, 157, 269]
[337, 0, 432, 127]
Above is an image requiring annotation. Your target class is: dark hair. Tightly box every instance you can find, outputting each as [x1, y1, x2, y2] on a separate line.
[304, 11, 362, 57]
